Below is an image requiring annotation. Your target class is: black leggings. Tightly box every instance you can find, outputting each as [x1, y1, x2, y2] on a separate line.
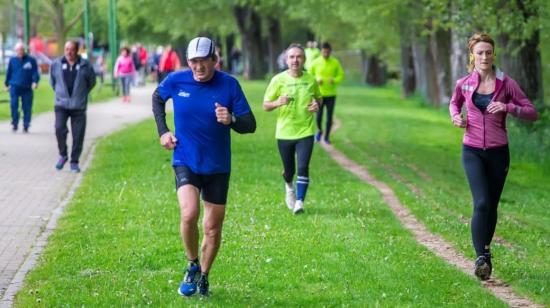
[277, 136, 314, 183]
[316, 96, 336, 138]
[462, 144, 509, 257]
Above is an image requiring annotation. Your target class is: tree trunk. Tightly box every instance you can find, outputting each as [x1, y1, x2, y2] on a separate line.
[430, 28, 452, 105]
[400, 40, 415, 97]
[266, 16, 281, 75]
[233, 5, 266, 80]
[450, 27, 468, 85]
[412, 35, 439, 105]
[225, 34, 235, 73]
[498, 36, 543, 107]
[53, 2, 66, 55]
[398, 10, 415, 97]
[365, 54, 387, 86]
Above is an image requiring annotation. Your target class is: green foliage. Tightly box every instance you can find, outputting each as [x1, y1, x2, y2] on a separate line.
[114, 0, 235, 44]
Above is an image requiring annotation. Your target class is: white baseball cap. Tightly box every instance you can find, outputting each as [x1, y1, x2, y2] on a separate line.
[186, 37, 215, 60]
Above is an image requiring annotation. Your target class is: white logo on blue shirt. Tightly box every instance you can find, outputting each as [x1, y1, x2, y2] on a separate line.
[178, 91, 190, 97]
[23, 62, 32, 69]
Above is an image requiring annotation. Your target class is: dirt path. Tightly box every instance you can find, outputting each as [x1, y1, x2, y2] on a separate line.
[320, 120, 540, 308]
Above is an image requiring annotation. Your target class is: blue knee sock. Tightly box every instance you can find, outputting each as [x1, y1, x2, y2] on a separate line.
[296, 176, 309, 201]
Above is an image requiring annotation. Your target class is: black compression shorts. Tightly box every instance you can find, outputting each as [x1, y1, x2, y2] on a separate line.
[173, 166, 230, 205]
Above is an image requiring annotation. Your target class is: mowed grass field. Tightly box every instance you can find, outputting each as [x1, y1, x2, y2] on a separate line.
[13, 80, 547, 306]
[333, 84, 549, 305]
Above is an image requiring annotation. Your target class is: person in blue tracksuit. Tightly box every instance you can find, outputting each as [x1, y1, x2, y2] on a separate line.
[4, 42, 40, 132]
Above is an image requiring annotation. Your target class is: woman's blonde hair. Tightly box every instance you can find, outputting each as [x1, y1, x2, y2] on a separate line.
[467, 33, 495, 72]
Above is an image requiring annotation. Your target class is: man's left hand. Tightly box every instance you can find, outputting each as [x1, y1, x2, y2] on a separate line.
[215, 102, 231, 125]
[31, 83, 37, 90]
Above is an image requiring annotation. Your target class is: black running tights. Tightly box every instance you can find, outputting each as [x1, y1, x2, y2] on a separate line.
[277, 136, 314, 183]
[316, 96, 336, 138]
[462, 144, 509, 257]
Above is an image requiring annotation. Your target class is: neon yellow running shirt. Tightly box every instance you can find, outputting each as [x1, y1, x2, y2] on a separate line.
[264, 70, 321, 140]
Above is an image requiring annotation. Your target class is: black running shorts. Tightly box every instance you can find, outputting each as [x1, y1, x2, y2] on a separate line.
[173, 166, 230, 205]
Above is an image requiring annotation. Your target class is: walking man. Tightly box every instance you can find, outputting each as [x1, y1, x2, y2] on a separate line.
[49, 40, 96, 173]
[309, 42, 344, 144]
[152, 37, 256, 296]
[4, 42, 40, 133]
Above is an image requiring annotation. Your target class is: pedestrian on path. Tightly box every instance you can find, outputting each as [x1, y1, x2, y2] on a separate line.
[263, 43, 322, 214]
[4, 42, 40, 133]
[152, 36, 256, 297]
[114, 46, 136, 103]
[309, 42, 344, 144]
[449, 33, 538, 281]
[50, 40, 96, 173]
[158, 44, 181, 83]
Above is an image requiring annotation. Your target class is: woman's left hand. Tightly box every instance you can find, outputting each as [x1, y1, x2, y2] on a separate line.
[308, 100, 319, 112]
[487, 101, 507, 114]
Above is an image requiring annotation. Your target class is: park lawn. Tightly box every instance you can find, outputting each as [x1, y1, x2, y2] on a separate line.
[14, 81, 506, 307]
[0, 73, 116, 122]
[332, 83, 549, 305]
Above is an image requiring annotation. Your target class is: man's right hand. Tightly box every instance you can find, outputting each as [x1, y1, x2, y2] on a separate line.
[277, 95, 291, 107]
[160, 131, 177, 150]
[4, 86, 9, 92]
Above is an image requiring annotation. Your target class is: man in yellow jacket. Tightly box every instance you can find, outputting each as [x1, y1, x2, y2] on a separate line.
[309, 42, 344, 144]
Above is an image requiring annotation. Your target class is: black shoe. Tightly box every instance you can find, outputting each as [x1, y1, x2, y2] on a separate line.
[55, 156, 68, 170]
[23, 127, 29, 133]
[197, 274, 209, 297]
[474, 254, 492, 280]
[12, 125, 17, 132]
[70, 163, 81, 173]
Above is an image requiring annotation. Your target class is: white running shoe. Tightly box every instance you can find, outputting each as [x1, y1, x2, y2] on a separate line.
[285, 186, 296, 210]
[293, 200, 304, 214]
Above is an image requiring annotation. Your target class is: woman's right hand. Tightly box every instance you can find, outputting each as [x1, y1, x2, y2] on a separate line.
[452, 114, 467, 128]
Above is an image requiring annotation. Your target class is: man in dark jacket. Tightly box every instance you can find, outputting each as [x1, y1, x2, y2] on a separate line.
[4, 42, 40, 133]
[49, 40, 96, 173]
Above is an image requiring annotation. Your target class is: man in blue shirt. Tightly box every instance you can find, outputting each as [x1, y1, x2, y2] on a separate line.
[152, 37, 256, 297]
[4, 42, 40, 132]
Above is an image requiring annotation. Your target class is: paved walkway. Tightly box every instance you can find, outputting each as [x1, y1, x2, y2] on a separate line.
[0, 85, 157, 306]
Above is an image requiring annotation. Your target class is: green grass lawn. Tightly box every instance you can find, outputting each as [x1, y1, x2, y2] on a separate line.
[14, 81, 510, 306]
[333, 83, 549, 305]
[0, 73, 116, 121]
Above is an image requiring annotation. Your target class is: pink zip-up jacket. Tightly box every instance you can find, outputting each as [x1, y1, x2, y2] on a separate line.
[114, 55, 135, 77]
[449, 68, 538, 149]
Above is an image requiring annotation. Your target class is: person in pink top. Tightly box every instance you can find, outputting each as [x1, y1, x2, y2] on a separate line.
[114, 46, 136, 102]
[449, 33, 538, 281]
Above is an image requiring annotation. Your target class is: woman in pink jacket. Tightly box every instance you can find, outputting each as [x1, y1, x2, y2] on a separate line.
[449, 33, 538, 281]
[114, 46, 136, 103]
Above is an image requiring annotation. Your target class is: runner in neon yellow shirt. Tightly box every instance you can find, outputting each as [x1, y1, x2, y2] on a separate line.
[263, 43, 322, 214]
[309, 42, 344, 144]
[304, 40, 320, 70]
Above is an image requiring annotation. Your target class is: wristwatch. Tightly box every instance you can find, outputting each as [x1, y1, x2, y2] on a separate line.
[231, 114, 236, 123]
